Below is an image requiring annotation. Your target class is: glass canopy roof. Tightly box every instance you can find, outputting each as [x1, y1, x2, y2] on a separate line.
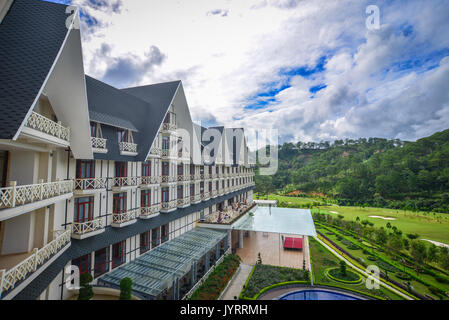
[99, 227, 227, 297]
[232, 206, 317, 236]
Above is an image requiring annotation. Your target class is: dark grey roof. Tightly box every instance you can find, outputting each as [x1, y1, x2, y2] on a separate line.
[0, 0, 70, 139]
[122, 81, 180, 109]
[89, 110, 138, 132]
[85, 76, 180, 162]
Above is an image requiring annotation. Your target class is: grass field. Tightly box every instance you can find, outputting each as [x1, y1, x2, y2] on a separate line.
[317, 205, 449, 245]
[254, 194, 322, 206]
[257, 194, 449, 245]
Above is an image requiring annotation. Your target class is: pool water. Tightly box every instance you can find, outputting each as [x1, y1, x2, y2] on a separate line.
[280, 289, 361, 300]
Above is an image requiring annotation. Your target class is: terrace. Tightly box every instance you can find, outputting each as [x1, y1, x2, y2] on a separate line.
[0, 180, 73, 221]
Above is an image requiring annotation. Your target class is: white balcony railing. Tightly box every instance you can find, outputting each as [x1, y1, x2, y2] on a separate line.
[91, 137, 107, 150]
[25, 111, 70, 142]
[119, 142, 137, 153]
[0, 180, 73, 210]
[201, 192, 210, 200]
[190, 194, 201, 203]
[74, 177, 107, 191]
[0, 228, 71, 296]
[149, 147, 162, 157]
[112, 177, 138, 188]
[162, 122, 177, 131]
[112, 209, 138, 225]
[161, 175, 176, 183]
[140, 204, 160, 218]
[140, 176, 161, 185]
[177, 197, 190, 207]
[161, 199, 177, 210]
[71, 217, 104, 236]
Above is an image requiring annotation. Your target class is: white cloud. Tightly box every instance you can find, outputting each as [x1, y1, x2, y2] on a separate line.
[62, 0, 449, 143]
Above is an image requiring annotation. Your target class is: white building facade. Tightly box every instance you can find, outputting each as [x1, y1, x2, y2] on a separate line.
[0, 0, 254, 300]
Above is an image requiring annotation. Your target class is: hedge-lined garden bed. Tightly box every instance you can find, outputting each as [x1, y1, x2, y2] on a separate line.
[189, 254, 241, 300]
[240, 264, 310, 299]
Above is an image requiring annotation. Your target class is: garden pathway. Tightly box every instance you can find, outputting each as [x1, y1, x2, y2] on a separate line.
[314, 236, 415, 300]
[220, 264, 253, 300]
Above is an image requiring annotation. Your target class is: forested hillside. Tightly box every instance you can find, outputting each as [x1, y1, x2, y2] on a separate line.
[255, 129, 449, 213]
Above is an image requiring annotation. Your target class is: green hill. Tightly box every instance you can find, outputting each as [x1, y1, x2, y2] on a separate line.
[255, 129, 449, 213]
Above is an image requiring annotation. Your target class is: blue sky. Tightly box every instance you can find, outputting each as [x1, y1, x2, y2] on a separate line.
[48, 0, 449, 143]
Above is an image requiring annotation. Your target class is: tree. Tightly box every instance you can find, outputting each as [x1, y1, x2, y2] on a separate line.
[375, 227, 388, 246]
[427, 244, 439, 263]
[119, 277, 133, 300]
[257, 252, 262, 264]
[387, 234, 403, 256]
[439, 248, 449, 271]
[410, 240, 427, 273]
[78, 273, 93, 300]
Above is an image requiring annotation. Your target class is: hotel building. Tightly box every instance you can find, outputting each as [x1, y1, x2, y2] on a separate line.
[0, 0, 255, 300]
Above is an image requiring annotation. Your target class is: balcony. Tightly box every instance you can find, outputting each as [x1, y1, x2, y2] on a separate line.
[119, 142, 138, 156]
[190, 194, 201, 204]
[140, 204, 160, 219]
[71, 217, 104, 239]
[74, 177, 107, 195]
[211, 190, 218, 198]
[148, 147, 161, 158]
[140, 176, 161, 187]
[161, 175, 176, 184]
[201, 192, 210, 201]
[21, 111, 70, 147]
[0, 228, 71, 299]
[91, 137, 107, 153]
[161, 199, 177, 212]
[0, 180, 73, 221]
[111, 209, 138, 228]
[177, 197, 190, 208]
[162, 122, 177, 133]
[178, 149, 190, 160]
[111, 177, 138, 191]
[177, 175, 189, 183]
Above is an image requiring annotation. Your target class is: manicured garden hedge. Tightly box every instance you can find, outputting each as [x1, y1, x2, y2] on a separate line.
[326, 268, 363, 284]
[240, 264, 310, 299]
[189, 254, 241, 300]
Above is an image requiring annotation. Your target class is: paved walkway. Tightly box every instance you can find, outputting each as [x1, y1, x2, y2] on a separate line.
[220, 264, 253, 300]
[314, 236, 415, 300]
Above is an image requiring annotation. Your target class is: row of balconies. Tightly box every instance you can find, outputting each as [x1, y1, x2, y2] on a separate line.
[0, 177, 254, 211]
[0, 179, 255, 298]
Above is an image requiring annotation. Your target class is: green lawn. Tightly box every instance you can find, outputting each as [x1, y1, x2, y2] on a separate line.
[254, 194, 322, 206]
[309, 237, 404, 300]
[317, 205, 449, 245]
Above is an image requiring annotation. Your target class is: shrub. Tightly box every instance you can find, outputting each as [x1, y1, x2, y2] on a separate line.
[396, 272, 411, 280]
[78, 273, 93, 300]
[119, 277, 133, 300]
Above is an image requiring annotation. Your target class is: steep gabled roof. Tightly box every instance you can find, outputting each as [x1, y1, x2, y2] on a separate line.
[122, 81, 180, 156]
[85, 75, 156, 161]
[0, 0, 71, 139]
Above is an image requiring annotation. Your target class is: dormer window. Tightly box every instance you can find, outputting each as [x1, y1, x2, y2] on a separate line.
[117, 128, 133, 143]
[90, 122, 104, 138]
[117, 128, 137, 155]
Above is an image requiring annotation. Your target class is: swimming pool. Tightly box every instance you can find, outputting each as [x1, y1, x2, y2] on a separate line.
[279, 289, 362, 300]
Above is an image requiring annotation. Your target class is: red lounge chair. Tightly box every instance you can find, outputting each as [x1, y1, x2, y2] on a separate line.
[283, 237, 303, 250]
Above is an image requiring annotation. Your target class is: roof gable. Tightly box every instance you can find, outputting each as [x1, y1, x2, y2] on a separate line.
[0, 0, 70, 139]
